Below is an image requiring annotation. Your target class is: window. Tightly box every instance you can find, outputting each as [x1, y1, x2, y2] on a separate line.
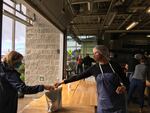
[2, 15, 13, 54]
[2, 0, 26, 55]
[15, 21, 26, 54]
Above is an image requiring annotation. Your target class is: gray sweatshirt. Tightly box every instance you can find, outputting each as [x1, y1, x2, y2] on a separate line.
[132, 63, 148, 81]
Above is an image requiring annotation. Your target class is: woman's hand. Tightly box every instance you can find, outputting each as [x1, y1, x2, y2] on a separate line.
[54, 80, 64, 88]
[116, 85, 126, 94]
[44, 85, 55, 90]
[146, 80, 150, 87]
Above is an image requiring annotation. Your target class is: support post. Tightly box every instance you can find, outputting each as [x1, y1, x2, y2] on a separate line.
[0, 0, 3, 61]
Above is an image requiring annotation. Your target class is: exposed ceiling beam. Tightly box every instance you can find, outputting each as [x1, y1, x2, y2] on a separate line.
[117, 0, 136, 30]
[105, 30, 150, 33]
[67, 0, 75, 15]
[75, 12, 132, 17]
[101, 0, 114, 28]
[72, 1, 88, 5]
[117, 14, 132, 29]
[93, 0, 111, 2]
[72, 28, 150, 32]
[97, 0, 114, 40]
[71, 0, 111, 4]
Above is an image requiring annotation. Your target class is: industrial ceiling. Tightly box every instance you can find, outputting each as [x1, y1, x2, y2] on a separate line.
[12, 0, 150, 49]
[15, 0, 149, 35]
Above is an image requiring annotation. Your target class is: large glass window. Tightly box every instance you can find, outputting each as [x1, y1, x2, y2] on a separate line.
[2, 0, 26, 55]
[2, 15, 13, 54]
[15, 21, 26, 54]
[15, 4, 26, 54]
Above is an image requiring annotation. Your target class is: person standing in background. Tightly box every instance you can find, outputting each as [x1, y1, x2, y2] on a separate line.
[126, 54, 141, 83]
[76, 54, 83, 74]
[83, 53, 95, 71]
[128, 57, 148, 113]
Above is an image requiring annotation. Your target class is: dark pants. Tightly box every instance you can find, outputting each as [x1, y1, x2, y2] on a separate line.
[76, 64, 83, 74]
[126, 72, 133, 83]
[128, 78, 146, 108]
[148, 87, 150, 105]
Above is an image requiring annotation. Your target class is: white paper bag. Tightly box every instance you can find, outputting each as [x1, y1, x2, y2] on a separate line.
[45, 87, 62, 112]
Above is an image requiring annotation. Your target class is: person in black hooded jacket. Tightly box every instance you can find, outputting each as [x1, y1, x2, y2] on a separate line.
[0, 51, 54, 113]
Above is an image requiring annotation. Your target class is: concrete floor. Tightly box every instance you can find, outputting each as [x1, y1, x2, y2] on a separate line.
[128, 101, 150, 113]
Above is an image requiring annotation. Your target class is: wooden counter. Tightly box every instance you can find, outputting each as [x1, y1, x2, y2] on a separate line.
[20, 80, 97, 113]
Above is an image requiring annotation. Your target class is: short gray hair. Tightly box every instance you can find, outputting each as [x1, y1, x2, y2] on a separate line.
[134, 54, 142, 60]
[94, 45, 110, 60]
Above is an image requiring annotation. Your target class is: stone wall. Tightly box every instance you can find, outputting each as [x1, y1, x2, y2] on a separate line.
[25, 10, 63, 85]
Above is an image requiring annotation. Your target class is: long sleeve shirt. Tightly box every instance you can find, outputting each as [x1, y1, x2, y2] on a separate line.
[1, 62, 44, 94]
[64, 61, 128, 88]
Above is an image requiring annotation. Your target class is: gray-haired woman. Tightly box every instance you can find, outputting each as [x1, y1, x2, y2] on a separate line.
[55, 45, 128, 113]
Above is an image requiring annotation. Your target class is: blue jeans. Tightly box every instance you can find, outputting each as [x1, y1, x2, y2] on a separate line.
[126, 72, 133, 82]
[128, 78, 146, 108]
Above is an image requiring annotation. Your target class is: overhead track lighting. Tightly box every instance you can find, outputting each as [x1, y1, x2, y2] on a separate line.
[87, 2, 91, 11]
[126, 22, 139, 30]
[147, 35, 150, 38]
[147, 7, 150, 13]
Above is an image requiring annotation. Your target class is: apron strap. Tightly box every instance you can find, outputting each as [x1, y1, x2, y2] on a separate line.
[108, 62, 115, 73]
[99, 63, 103, 74]
[99, 62, 115, 74]
[99, 62, 124, 86]
[109, 63, 124, 86]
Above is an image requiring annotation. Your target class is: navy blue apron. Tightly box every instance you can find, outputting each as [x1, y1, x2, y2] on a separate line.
[96, 63, 127, 113]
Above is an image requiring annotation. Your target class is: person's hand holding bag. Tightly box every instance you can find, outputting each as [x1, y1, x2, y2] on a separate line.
[54, 80, 64, 88]
[44, 85, 55, 91]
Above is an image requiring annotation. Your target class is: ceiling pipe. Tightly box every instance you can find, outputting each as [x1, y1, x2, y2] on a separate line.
[71, 1, 88, 5]
[105, 30, 150, 33]
[93, 0, 111, 2]
[72, 28, 150, 32]
[117, 14, 132, 29]
[140, 20, 150, 28]
[101, 0, 114, 29]
[67, 0, 75, 16]
[72, 0, 111, 4]
[117, 0, 137, 30]
[97, 0, 114, 42]
[71, 0, 111, 4]
[107, 12, 116, 26]
[70, 29, 81, 44]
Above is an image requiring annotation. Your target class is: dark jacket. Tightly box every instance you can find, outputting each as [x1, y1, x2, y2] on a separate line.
[64, 61, 129, 88]
[0, 62, 44, 113]
[83, 56, 95, 67]
[127, 57, 139, 72]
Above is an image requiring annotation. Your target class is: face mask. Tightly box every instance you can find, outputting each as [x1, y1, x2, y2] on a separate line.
[15, 62, 22, 69]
